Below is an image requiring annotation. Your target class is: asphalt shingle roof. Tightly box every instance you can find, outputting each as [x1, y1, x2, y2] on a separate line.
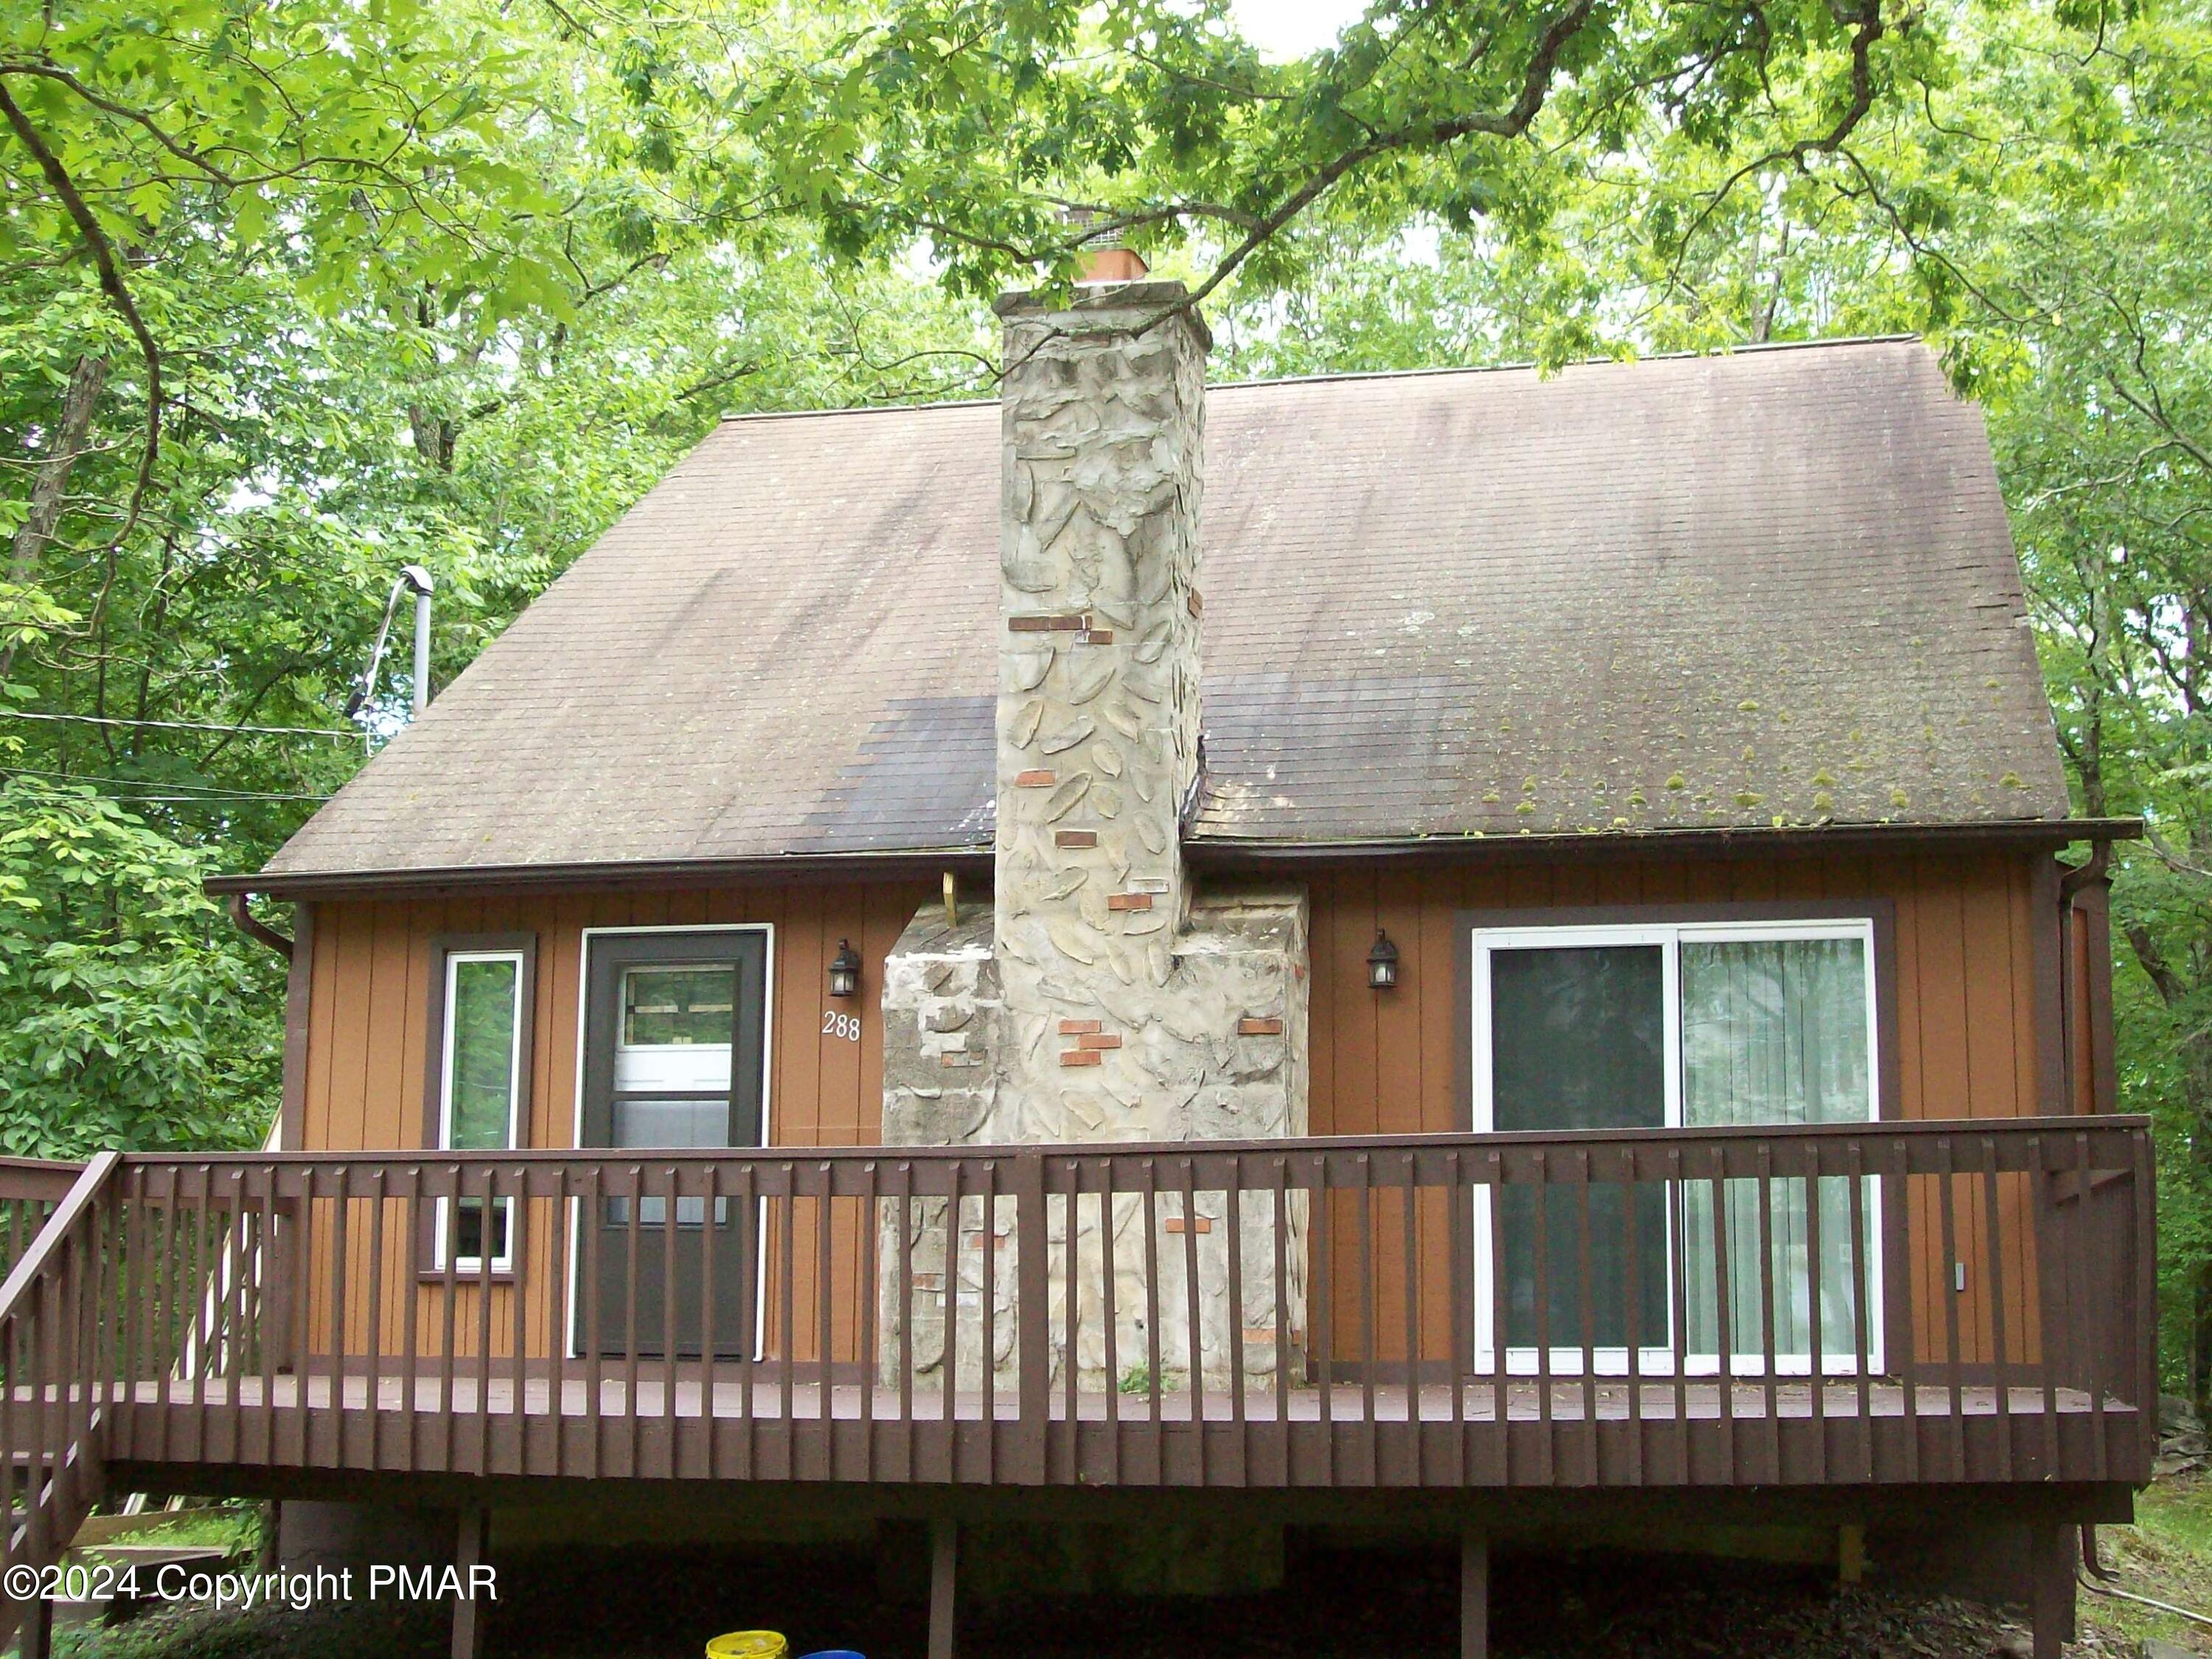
[259, 338, 2068, 882]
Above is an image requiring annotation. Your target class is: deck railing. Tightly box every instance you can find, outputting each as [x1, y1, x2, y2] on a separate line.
[0, 1152, 119, 1646]
[0, 1159, 84, 1286]
[0, 1119, 2156, 1513]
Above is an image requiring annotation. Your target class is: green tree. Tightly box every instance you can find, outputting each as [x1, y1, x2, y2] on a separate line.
[1, 0, 997, 1152]
[3, 0, 1958, 1156]
[1187, 0, 2212, 1404]
[0, 781, 279, 1155]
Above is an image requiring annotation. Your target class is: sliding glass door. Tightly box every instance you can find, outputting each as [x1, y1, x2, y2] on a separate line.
[1484, 941, 1672, 1366]
[1470, 919, 1880, 1377]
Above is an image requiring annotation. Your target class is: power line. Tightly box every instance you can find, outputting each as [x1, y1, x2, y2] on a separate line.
[0, 709, 362, 740]
[92, 793, 331, 805]
[2, 766, 333, 803]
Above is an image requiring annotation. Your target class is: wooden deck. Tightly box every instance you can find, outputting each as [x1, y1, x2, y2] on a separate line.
[100, 1369, 2142, 1491]
[0, 1121, 2154, 1518]
[0, 1123, 2156, 1659]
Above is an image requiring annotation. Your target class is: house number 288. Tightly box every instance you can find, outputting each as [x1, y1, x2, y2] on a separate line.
[822, 1009, 862, 1042]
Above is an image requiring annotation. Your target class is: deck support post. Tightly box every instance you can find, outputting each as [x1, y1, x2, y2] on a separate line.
[2028, 1521, 2075, 1659]
[928, 1517, 959, 1659]
[1460, 1526, 1488, 1659]
[1837, 1523, 1865, 1585]
[18, 1590, 52, 1659]
[452, 1505, 490, 1659]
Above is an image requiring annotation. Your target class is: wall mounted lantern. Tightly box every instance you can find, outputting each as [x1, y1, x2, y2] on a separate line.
[829, 939, 863, 999]
[1366, 930, 1400, 991]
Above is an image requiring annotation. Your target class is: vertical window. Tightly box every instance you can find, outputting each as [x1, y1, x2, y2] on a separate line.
[428, 940, 533, 1273]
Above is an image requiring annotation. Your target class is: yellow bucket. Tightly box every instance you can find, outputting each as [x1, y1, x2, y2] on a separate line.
[706, 1635, 788, 1659]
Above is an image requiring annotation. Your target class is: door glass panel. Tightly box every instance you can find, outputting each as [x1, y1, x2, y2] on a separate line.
[1680, 936, 1872, 1363]
[609, 1098, 732, 1225]
[613, 1099, 732, 1148]
[610, 964, 737, 1226]
[1490, 945, 1669, 1350]
[623, 966, 736, 1047]
[446, 957, 519, 1151]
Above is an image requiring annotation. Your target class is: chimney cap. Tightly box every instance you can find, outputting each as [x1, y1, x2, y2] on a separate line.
[1077, 245, 1150, 285]
[992, 280, 1212, 352]
[1060, 207, 1150, 285]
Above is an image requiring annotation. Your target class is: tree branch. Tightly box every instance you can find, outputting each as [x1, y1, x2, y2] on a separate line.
[0, 82, 162, 557]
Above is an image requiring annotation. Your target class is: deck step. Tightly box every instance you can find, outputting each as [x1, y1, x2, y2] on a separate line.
[69, 1543, 233, 1569]
[68, 1510, 231, 1549]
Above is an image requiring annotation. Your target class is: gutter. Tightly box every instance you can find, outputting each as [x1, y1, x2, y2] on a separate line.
[202, 818, 2141, 902]
[205, 847, 998, 902]
[2056, 838, 2118, 1115]
[224, 894, 294, 961]
[1187, 817, 2143, 872]
[2059, 838, 2114, 900]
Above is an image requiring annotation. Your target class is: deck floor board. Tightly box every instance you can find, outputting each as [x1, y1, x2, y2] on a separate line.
[102, 1374, 2108, 1424]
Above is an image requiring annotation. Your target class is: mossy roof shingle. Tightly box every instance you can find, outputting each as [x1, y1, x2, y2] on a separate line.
[258, 338, 2068, 882]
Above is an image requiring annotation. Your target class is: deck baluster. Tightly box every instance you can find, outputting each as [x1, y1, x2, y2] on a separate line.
[1979, 1144, 2013, 1481]
[1935, 1142, 1965, 1479]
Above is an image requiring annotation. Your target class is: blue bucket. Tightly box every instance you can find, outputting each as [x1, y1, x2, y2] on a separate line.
[796, 1652, 865, 1659]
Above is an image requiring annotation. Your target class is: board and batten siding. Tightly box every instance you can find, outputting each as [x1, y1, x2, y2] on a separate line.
[1302, 849, 2072, 1376]
[292, 850, 2082, 1375]
[295, 881, 931, 1369]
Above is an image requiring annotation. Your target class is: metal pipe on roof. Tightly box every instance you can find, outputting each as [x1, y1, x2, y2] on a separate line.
[344, 564, 436, 722]
[406, 565, 435, 716]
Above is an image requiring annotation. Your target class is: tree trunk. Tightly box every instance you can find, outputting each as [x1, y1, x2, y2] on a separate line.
[1, 352, 108, 678]
[7, 352, 107, 572]
[4, 354, 106, 646]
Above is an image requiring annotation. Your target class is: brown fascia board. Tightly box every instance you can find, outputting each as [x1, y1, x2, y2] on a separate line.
[1186, 818, 2143, 872]
[204, 818, 2140, 902]
[203, 848, 996, 902]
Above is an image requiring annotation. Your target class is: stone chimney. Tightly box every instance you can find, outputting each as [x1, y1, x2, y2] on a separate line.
[879, 279, 1307, 1392]
[990, 281, 1209, 1138]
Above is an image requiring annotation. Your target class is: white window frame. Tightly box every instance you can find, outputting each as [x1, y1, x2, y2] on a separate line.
[433, 948, 525, 1275]
[1469, 917, 1882, 1380]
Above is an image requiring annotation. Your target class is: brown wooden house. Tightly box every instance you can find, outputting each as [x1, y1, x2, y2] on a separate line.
[0, 268, 2149, 1659]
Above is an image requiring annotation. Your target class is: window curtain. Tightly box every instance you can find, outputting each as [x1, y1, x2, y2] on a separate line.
[1680, 937, 1872, 1367]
